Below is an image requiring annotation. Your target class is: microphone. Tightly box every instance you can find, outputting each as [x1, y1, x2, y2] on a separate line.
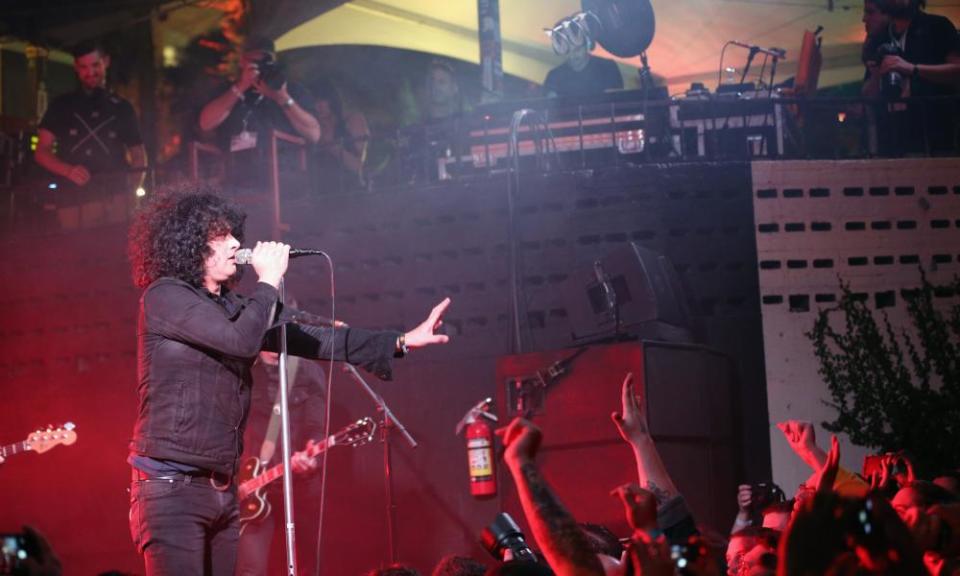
[234, 248, 326, 265]
[593, 260, 617, 313]
[729, 40, 786, 59]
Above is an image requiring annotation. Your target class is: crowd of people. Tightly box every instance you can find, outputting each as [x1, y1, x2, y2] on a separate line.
[350, 373, 960, 576]
[26, 0, 959, 206]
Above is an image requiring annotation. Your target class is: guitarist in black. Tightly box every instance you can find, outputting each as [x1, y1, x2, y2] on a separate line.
[236, 351, 325, 576]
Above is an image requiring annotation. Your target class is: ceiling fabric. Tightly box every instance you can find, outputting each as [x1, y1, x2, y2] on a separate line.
[275, 0, 960, 94]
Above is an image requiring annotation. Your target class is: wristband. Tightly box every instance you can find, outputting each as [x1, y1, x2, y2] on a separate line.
[230, 85, 244, 99]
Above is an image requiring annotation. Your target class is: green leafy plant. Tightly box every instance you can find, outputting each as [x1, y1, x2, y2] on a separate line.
[808, 273, 960, 476]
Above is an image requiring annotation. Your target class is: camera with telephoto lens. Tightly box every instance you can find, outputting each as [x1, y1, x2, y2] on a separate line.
[480, 513, 538, 564]
[255, 52, 286, 91]
[875, 42, 905, 99]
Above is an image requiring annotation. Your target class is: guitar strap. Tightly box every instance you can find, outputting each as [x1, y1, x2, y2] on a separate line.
[258, 355, 300, 464]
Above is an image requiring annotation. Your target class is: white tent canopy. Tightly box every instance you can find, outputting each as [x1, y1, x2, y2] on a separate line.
[276, 0, 959, 95]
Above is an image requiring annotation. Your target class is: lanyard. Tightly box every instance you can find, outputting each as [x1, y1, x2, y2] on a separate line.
[240, 92, 265, 133]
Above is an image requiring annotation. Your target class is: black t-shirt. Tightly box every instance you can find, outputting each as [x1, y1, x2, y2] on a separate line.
[211, 82, 315, 152]
[39, 88, 142, 173]
[207, 82, 315, 190]
[543, 56, 624, 98]
[903, 11, 960, 97]
[867, 11, 960, 97]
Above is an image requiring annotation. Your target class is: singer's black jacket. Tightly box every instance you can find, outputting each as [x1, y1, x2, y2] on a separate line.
[129, 277, 399, 475]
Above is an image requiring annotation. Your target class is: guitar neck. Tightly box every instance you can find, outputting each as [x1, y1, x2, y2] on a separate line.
[239, 437, 333, 498]
[0, 441, 30, 459]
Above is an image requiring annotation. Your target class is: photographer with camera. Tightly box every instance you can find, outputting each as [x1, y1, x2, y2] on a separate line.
[198, 36, 320, 190]
[860, 0, 960, 153]
[731, 483, 787, 535]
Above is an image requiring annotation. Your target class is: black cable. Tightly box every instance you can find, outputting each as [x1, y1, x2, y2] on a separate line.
[315, 251, 336, 576]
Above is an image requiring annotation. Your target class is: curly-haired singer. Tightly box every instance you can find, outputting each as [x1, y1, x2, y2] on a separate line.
[126, 189, 450, 575]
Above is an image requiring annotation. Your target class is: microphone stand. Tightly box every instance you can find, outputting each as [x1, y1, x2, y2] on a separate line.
[768, 52, 780, 98]
[342, 364, 417, 564]
[277, 278, 300, 576]
[739, 46, 759, 88]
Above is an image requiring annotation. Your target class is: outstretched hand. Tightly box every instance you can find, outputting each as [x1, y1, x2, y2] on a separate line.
[404, 297, 452, 349]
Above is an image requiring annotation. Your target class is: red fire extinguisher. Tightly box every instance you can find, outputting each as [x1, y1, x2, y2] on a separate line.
[456, 397, 499, 499]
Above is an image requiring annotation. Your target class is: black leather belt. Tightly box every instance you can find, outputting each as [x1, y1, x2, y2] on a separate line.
[131, 467, 233, 491]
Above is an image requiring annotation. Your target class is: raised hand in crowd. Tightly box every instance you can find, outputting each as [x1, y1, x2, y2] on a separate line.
[611, 373, 679, 505]
[732, 484, 757, 533]
[867, 452, 916, 495]
[497, 417, 604, 576]
[611, 483, 658, 535]
[816, 435, 840, 495]
[776, 420, 828, 472]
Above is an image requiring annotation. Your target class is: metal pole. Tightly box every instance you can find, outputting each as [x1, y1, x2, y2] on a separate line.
[277, 278, 299, 576]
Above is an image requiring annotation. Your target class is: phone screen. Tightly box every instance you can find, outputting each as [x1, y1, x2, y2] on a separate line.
[0, 534, 28, 575]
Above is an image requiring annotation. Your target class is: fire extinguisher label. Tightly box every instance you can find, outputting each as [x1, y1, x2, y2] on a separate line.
[467, 438, 493, 477]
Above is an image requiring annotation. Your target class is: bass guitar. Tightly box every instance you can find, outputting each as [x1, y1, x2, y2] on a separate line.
[0, 423, 77, 460]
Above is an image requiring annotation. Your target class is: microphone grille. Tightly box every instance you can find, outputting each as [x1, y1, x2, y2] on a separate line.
[235, 249, 254, 265]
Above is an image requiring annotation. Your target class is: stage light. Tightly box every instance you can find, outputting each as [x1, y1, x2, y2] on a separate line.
[136, 187, 147, 197]
[48, 182, 57, 190]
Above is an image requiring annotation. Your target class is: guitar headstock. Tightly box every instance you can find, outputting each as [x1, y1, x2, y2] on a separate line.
[334, 417, 376, 448]
[27, 422, 77, 454]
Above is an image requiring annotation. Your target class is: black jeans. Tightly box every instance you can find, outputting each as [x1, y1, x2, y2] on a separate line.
[129, 476, 240, 576]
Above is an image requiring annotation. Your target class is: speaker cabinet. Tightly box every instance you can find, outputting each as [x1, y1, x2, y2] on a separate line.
[495, 341, 740, 536]
[561, 243, 693, 344]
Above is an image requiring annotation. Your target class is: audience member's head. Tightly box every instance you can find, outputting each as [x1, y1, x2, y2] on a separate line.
[874, 0, 926, 18]
[779, 492, 925, 575]
[364, 565, 422, 576]
[862, 0, 891, 38]
[70, 40, 109, 92]
[726, 527, 779, 576]
[431, 555, 486, 576]
[483, 561, 554, 576]
[312, 78, 346, 145]
[933, 471, 960, 497]
[891, 480, 959, 552]
[424, 60, 462, 121]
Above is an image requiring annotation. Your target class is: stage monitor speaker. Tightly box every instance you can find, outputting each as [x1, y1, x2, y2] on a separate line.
[495, 341, 740, 536]
[561, 242, 693, 344]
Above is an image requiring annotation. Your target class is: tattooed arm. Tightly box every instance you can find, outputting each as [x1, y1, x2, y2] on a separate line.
[500, 418, 605, 576]
[610, 373, 680, 503]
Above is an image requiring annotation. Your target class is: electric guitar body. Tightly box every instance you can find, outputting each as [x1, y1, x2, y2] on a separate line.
[237, 418, 376, 534]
